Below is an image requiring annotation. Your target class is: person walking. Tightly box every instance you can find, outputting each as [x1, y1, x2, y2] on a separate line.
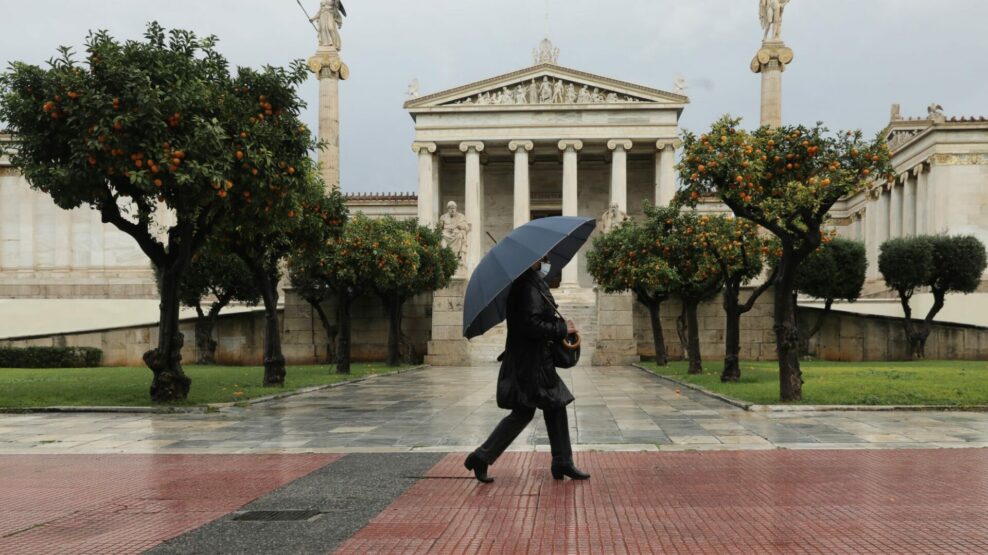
[464, 257, 590, 483]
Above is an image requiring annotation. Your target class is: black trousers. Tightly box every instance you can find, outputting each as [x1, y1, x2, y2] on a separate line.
[473, 405, 573, 467]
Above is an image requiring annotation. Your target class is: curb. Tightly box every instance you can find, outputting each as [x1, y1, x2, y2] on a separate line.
[217, 364, 430, 408]
[632, 363, 988, 413]
[631, 363, 753, 410]
[0, 364, 430, 414]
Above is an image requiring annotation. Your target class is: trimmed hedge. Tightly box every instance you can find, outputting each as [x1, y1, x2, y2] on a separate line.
[0, 346, 103, 368]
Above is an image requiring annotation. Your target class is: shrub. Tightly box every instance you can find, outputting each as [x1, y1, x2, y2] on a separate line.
[0, 346, 103, 368]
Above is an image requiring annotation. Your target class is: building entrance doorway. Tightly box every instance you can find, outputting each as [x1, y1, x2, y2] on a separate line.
[530, 209, 563, 288]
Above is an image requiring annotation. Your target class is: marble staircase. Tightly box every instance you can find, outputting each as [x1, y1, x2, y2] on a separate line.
[466, 286, 598, 367]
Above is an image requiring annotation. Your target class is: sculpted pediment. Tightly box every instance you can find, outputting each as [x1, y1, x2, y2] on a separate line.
[404, 63, 687, 110]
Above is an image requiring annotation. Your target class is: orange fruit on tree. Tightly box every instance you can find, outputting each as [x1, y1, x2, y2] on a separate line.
[153, 179, 163, 187]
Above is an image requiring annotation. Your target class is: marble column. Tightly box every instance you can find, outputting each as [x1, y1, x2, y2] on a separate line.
[916, 166, 929, 235]
[878, 188, 891, 247]
[460, 141, 485, 275]
[654, 141, 677, 206]
[608, 140, 632, 212]
[509, 140, 533, 228]
[903, 171, 917, 236]
[89, 207, 105, 273]
[558, 140, 583, 286]
[890, 178, 903, 239]
[432, 153, 441, 224]
[412, 142, 437, 227]
[865, 195, 881, 279]
[750, 41, 794, 129]
[307, 48, 348, 191]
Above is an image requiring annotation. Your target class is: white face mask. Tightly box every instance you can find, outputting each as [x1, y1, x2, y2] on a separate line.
[539, 262, 551, 278]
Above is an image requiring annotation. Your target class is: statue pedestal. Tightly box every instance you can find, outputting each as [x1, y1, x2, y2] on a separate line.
[593, 291, 640, 366]
[750, 40, 793, 129]
[425, 279, 470, 366]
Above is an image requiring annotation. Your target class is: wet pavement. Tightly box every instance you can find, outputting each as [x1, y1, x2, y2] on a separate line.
[1, 366, 987, 455]
[3, 366, 988, 554]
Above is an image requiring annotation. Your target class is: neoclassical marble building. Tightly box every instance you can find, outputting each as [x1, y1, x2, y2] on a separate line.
[403, 43, 688, 365]
[829, 106, 988, 290]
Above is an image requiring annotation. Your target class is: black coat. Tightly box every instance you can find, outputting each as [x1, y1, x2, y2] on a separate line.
[496, 269, 575, 411]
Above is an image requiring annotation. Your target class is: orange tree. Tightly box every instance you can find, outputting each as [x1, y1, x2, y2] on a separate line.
[177, 240, 260, 365]
[217, 174, 346, 386]
[372, 218, 457, 366]
[291, 214, 417, 374]
[0, 24, 322, 401]
[678, 116, 891, 400]
[695, 215, 774, 383]
[587, 218, 678, 365]
[642, 206, 725, 374]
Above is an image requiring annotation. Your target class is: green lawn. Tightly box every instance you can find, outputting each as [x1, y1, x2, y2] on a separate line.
[0, 363, 411, 408]
[646, 360, 988, 406]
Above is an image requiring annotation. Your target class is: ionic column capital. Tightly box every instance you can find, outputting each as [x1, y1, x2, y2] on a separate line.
[607, 139, 633, 151]
[459, 141, 485, 153]
[508, 140, 534, 152]
[655, 139, 682, 150]
[411, 141, 437, 154]
[557, 139, 583, 152]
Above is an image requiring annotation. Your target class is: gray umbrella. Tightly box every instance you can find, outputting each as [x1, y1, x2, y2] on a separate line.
[462, 216, 596, 339]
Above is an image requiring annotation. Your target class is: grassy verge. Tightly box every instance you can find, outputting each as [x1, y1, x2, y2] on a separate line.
[0, 363, 413, 408]
[644, 360, 988, 406]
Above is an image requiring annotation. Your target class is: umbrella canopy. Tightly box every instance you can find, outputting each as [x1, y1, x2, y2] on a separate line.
[462, 216, 596, 339]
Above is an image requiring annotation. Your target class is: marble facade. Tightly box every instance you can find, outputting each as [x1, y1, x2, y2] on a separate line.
[829, 109, 988, 290]
[404, 52, 688, 365]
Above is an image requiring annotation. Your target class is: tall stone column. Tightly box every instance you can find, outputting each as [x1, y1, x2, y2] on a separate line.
[654, 141, 679, 206]
[890, 179, 903, 239]
[903, 171, 917, 236]
[878, 187, 891, 247]
[608, 140, 632, 212]
[558, 140, 583, 286]
[916, 165, 929, 235]
[307, 48, 349, 191]
[460, 141, 485, 275]
[509, 140, 533, 228]
[750, 42, 793, 128]
[412, 142, 437, 227]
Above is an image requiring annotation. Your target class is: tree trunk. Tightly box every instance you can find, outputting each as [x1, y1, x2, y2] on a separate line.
[774, 254, 803, 401]
[685, 298, 703, 375]
[309, 298, 337, 364]
[336, 290, 354, 374]
[897, 291, 926, 359]
[384, 295, 406, 367]
[676, 303, 689, 360]
[145, 264, 192, 402]
[722, 281, 742, 382]
[194, 317, 217, 365]
[257, 267, 285, 387]
[644, 297, 668, 366]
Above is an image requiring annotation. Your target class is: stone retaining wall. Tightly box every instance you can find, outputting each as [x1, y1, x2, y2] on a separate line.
[800, 306, 988, 361]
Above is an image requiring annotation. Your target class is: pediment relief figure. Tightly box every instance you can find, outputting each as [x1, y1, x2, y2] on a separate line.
[444, 76, 647, 106]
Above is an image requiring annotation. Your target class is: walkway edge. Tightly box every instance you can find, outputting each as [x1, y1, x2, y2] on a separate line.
[630, 363, 753, 410]
[0, 364, 429, 414]
[632, 363, 988, 413]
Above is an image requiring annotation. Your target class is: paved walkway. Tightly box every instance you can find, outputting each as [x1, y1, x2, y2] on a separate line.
[2, 366, 988, 554]
[1, 366, 987, 454]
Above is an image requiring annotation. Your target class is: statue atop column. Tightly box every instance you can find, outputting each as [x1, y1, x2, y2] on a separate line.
[439, 201, 471, 272]
[598, 202, 629, 233]
[312, 0, 346, 51]
[759, 0, 790, 42]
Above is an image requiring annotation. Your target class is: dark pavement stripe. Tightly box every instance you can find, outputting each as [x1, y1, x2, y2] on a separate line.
[146, 452, 447, 555]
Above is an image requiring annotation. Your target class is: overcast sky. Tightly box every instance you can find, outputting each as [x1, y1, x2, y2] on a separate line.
[2, 0, 987, 194]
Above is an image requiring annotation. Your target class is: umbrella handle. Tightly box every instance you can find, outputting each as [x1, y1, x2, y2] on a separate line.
[562, 331, 581, 350]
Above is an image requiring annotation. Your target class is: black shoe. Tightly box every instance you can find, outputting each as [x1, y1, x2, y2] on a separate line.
[551, 464, 590, 481]
[464, 452, 494, 483]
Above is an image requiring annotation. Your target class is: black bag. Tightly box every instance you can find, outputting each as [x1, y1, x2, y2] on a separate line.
[548, 321, 581, 369]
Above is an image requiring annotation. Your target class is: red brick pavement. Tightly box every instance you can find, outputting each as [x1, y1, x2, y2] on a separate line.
[336, 449, 988, 554]
[0, 454, 339, 555]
